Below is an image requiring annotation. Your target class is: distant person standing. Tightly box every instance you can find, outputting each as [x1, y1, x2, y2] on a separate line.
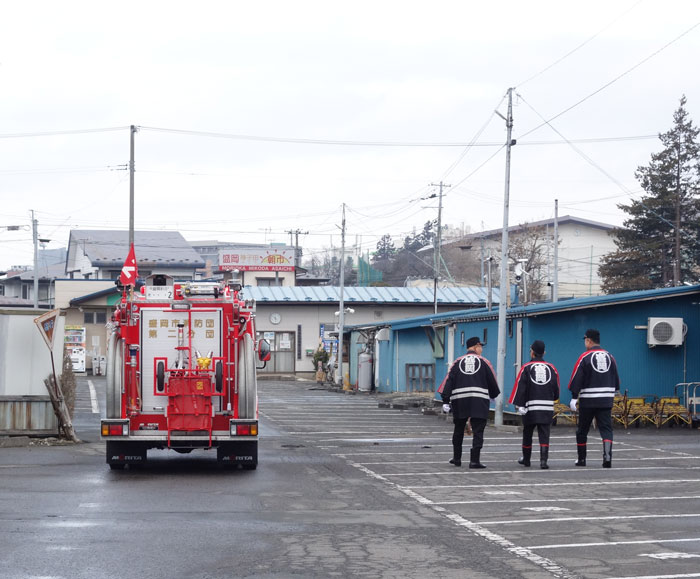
[439, 337, 500, 468]
[568, 329, 621, 468]
[509, 340, 560, 469]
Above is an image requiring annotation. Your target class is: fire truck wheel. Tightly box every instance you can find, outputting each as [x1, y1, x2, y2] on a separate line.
[215, 361, 223, 393]
[237, 333, 257, 419]
[156, 361, 165, 392]
[106, 335, 123, 419]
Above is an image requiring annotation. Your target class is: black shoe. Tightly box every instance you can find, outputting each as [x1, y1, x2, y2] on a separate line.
[469, 448, 486, 469]
[449, 458, 461, 467]
[602, 440, 612, 468]
[575, 459, 586, 467]
[518, 446, 532, 467]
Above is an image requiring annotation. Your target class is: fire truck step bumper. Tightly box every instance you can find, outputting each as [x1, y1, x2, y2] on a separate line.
[106, 440, 148, 468]
[217, 441, 257, 468]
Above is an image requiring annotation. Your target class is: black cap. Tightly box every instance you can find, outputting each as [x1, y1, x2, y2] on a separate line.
[530, 340, 545, 356]
[466, 336, 483, 348]
[584, 328, 600, 343]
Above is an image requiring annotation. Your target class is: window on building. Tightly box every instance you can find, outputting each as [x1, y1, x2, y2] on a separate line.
[0, 285, 4, 296]
[84, 311, 108, 325]
[22, 284, 29, 299]
[256, 278, 282, 287]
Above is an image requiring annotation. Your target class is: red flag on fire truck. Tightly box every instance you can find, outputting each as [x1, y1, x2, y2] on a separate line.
[119, 244, 138, 286]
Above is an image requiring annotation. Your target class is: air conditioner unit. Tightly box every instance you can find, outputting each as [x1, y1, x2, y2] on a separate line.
[647, 317, 685, 346]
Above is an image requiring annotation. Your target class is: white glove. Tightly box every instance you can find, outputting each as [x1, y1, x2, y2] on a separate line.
[442, 404, 451, 413]
[569, 399, 578, 412]
[517, 406, 527, 415]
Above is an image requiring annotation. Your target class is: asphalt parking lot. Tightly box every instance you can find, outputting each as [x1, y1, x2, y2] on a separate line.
[260, 379, 700, 579]
[16, 375, 700, 579]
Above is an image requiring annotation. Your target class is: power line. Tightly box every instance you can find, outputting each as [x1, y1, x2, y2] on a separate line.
[0, 127, 129, 139]
[516, 0, 644, 88]
[519, 18, 700, 139]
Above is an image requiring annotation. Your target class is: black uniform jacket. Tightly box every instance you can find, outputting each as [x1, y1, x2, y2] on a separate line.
[439, 352, 500, 420]
[508, 356, 560, 425]
[568, 348, 620, 409]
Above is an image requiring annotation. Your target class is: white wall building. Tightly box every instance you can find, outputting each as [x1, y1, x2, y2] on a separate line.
[448, 216, 617, 299]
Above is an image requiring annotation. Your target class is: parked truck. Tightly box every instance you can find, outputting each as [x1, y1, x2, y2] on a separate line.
[100, 273, 269, 469]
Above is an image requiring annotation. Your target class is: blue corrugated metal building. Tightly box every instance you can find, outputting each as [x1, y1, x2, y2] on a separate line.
[349, 285, 700, 407]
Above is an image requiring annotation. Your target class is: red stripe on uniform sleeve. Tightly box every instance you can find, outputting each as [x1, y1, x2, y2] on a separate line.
[509, 362, 529, 404]
[567, 351, 591, 390]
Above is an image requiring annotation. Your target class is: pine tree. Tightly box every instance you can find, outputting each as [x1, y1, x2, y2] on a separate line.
[600, 96, 700, 293]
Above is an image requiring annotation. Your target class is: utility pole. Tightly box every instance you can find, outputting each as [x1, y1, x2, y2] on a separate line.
[336, 204, 346, 387]
[480, 235, 485, 288]
[495, 88, 515, 427]
[429, 181, 450, 314]
[285, 229, 308, 268]
[129, 125, 137, 247]
[486, 251, 493, 311]
[31, 210, 38, 308]
[553, 199, 559, 302]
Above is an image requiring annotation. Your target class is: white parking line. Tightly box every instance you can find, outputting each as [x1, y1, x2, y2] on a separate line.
[432, 495, 700, 506]
[528, 537, 700, 550]
[383, 465, 700, 477]
[349, 460, 578, 578]
[356, 456, 692, 465]
[406, 478, 700, 489]
[607, 573, 700, 579]
[483, 513, 700, 526]
[87, 380, 99, 414]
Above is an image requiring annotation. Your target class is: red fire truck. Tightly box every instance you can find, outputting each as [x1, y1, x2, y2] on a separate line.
[100, 274, 269, 469]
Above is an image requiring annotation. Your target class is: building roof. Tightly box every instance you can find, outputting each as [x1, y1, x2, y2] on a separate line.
[66, 230, 205, 269]
[0, 296, 34, 307]
[9, 261, 67, 281]
[472, 215, 615, 239]
[419, 215, 616, 253]
[67, 283, 498, 307]
[244, 285, 498, 305]
[361, 284, 700, 331]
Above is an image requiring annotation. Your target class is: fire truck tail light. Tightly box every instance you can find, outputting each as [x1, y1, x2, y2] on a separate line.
[101, 422, 129, 437]
[229, 421, 258, 436]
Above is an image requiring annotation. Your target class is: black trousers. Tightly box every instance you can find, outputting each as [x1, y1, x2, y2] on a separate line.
[453, 417, 487, 457]
[576, 407, 613, 445]
[522, 422, 551, 447]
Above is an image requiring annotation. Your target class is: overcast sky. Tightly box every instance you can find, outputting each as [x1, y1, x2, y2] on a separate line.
[1, 0, 699, 272]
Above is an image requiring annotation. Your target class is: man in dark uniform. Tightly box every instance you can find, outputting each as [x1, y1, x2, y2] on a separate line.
[568, 328, 621, 468]
[509, 340, 560, 469]
[439, 337, 500, 468]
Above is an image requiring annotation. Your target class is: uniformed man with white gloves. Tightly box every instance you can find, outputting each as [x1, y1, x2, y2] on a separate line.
[508, 340, 559, 469]
[439, 337, 500, 468]
[568, 329, 620, 468]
